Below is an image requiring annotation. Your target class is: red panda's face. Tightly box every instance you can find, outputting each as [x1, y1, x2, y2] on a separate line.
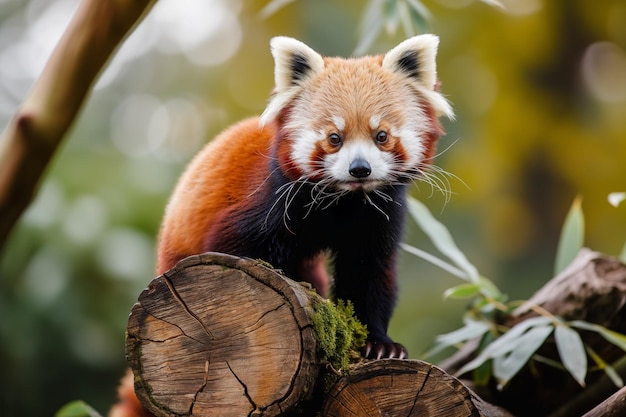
[261, 36, 454, 193]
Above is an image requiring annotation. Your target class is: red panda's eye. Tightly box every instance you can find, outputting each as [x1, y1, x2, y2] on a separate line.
[328, 133, 342, 147]
[375, 130, 388, 144]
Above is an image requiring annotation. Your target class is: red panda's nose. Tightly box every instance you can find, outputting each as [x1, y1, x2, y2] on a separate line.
[349, 159, 372, 178]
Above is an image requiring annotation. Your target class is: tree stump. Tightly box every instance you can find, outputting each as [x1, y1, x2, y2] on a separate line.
[126, 253, 320, 417]
[323, 359, 513, 417]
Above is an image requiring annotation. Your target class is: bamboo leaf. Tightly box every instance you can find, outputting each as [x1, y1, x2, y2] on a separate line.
[456, 316, 553, 376]
[554, 196, 585, 275]
[55, 401, 103, 417]
[259, 0, 296, 18]
[473, 331, 496, 387]
[554, 325, 587, 387]
[400, 243, 468, 279]
[478, 276, 503, 299]
[587, 346, 624, 388]
[443, 283, 481, 299]
[383, 0, 400, 35]
[427, 319, 490, 357]
[407, 197, 480, 282]
[570, 321, 626, 352]
[493, 325, 554, 388]
[406, 0, 432, 21]
[355, 0, 385, 56]
[397, 0, 416, 37]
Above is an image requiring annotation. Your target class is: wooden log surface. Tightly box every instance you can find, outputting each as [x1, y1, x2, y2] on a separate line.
[126, 253, 320, 417]
[126, 252, 514, 417]
[323, 359, 514, 417]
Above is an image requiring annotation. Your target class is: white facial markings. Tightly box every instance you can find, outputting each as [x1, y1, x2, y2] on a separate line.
[290, 127, 322, 175]
[369, 114, 381, 131]
[391, 105, 430, 168]
[331, 116, 345, 132]
[326, 140, 392, 183]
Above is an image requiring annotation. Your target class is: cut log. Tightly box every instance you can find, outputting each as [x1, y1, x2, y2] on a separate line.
[323, 359, 514, 417]
[126, 252, 513, 417]
[126, 253, 321, 417]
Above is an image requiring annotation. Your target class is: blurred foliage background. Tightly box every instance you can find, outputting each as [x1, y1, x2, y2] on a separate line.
[1, 0, 625, 415]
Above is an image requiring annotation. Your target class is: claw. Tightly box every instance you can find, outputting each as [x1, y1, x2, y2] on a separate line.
[362, 341, 408, 360]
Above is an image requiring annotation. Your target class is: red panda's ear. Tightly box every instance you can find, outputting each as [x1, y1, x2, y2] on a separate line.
[382, 34, 454, 119]
[260, 37, 325, 126]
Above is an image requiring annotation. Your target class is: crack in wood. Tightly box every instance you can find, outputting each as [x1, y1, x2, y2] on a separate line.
[226, 359, 258, 416]
[142, 309, 206, 346]
[408, 365, 432, 416]
[251, 302, 286, 328]
[188, 358, 211, 416]
[163, 275, 214, 342]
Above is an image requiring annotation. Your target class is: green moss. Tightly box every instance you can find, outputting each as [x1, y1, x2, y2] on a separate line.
[311, 298, 367, 372]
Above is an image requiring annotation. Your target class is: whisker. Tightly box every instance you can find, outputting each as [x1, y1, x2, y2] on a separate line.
[364, 192, 390, 221]
[422, 137, 462, 163]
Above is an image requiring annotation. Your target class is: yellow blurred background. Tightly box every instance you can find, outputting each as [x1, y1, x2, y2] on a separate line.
[0, 0, 624, 415]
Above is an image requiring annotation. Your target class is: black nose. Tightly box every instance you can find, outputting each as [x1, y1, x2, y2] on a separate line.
[349, 159, 372, 178]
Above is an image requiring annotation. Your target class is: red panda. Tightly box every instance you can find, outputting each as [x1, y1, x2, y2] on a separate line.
[113, 34, 452, 417]
[158, 34, 452, 359]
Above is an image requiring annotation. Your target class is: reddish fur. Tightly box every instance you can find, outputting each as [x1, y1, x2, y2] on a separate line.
[109, 370, 154, 417]
[157, 118, 275, 274]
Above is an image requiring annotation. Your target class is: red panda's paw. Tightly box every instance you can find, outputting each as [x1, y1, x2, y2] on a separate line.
[362, 340, 408, 360]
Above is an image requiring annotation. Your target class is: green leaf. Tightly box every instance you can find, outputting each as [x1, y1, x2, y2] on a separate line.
[620, 241, 626, 264]
[554, 325, 587, 387]
[383, 0, 400, 35]
[55, 401, 102, 417]
[406, 0, 432, 22]
[493, 325, 554, 388]
[477, 276, 503, 300]
[570, 321, 626, 352]
[456, 316, 553, 376]
[400, 243, 468, 280]
[554, 196, 585, 275]
[397, 1, 415, 37]
[443, 283, 481, 299]
[258, 0, 296, 18]
[355, 0, 385, 55]
[407, 197, 480, 282]
[473, 331, 496, 387]
[587, 346, 624, 388]
[426, 319, 490, 357]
